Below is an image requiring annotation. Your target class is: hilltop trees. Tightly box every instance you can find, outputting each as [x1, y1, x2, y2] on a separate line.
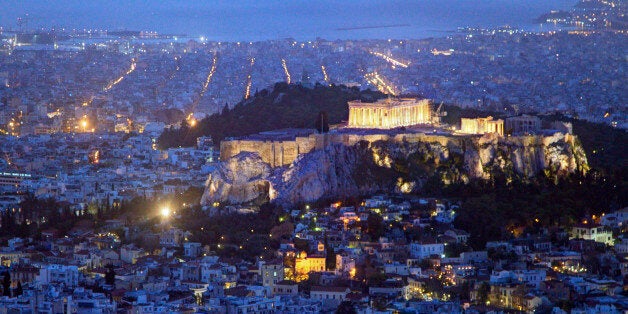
[315, 111, 329, 133]
[158, 83, 385, 149]
[2, 272, 10, 297]
[105, 265, 116, 287]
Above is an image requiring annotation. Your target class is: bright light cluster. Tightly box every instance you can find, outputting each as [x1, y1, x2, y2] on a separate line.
[321, 65, 330, 84]
[160, 207, 170, 218]
[370, 51, 409, 68]
[281, 58, 291, 84]
[364, 71, 397, 95]
[244, 57, 255, 99]
[199, 54, 218, 99]
[104, 58, 137, 91]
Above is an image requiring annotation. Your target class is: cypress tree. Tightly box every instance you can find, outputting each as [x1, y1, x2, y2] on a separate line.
[2, 272, 11, 297]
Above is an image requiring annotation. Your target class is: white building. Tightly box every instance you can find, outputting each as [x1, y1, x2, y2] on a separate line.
[120, 245, 146, 264]
[335, 254, 356, 275]
[159, 228, 189, 247]
[383, 262, 409, 276]
[225, 296, 278, 313]
[570, 223, 614, 246]
[37, 264, 79, 288]
[489, 269, 547, 289]
[614, 237, 628, 254]
[261, 262, 285, 287]
[409, 241, 444, 260]
[310, 286, 350, 309]
[600, 208, 628, 228]
[184, 242, 202, 258]
[513, 269, 547, 289]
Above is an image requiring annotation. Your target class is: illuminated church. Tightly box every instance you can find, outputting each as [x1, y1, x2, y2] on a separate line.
[347, 98, 432, 129]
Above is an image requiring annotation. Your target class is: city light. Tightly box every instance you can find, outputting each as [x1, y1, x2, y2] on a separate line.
[364, 71, 397, 95]
[321, 65, 330, 85]
[104, 58, 136, 92]
[244, 57, 255, 99]
[186, 113, 197, 127]
[244, 74, 253, 99]
[198, 54, 218, 101]
[370, 51, 409, 68]
[281, 58, 291, 84]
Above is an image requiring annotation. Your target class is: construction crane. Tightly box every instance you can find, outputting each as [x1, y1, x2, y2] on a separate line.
[433, 101, 447, 125]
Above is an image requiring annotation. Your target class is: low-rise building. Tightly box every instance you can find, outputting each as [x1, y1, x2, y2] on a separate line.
[570, 223, 614, 246]
[310, 286, 350, 309]
[37, 264, 80, 288]
[409, 240, 444, 260]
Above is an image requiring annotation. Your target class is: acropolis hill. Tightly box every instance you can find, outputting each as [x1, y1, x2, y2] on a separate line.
[220, 128, 496, 168]
[205, 99, 588, 206]
[219, 97, 439, 167]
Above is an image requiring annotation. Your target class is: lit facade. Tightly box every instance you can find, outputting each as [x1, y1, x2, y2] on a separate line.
[347, 98, 432, 129]
[294, 251, 326, 281]
[570, 224, 614, 246]
[460, 116, 504, 136]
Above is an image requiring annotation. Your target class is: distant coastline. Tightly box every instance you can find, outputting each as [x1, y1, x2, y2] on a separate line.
[0, 0, 576, 41]
[336, 24, 411, 31]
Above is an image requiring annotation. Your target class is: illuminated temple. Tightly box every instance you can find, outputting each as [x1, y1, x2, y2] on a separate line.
[460, 116, 504, 136]
[347, 98, 432, 129]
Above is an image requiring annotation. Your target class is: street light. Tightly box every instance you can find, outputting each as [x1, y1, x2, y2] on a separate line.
[161, 207, 171, 218]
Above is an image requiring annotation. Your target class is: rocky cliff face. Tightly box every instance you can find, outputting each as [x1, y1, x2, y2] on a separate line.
[200, 152, 272, 206]
[201, 132, 588, 207]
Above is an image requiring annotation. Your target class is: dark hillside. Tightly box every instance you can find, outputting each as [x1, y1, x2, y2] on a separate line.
[158, 83, 385, 148]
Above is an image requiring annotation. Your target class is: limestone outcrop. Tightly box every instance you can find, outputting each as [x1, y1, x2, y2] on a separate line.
[200, 152, 272, 206]
[201, 132, 588, 207]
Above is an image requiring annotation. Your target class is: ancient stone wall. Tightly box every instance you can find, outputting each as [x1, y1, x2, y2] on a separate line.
[219, 131, 581, 171]
[220, 135, 321, 167]
[220, 132, 463, 168]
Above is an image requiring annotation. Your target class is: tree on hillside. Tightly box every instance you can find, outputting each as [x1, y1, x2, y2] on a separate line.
[15, 281, 22, 296]
[336, 301, 357, 314]
[315, 111, 329, 133]
[325, 235, 336, 270]
[476, 282, 490, 304]
[2, 272, 10, 296]
[366, 213, 385, 240]
[105, 264, 116, 287]
[156, 83, 385, 149]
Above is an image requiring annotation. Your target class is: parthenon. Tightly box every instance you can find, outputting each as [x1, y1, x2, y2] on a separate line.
[347, 98, 432, 129]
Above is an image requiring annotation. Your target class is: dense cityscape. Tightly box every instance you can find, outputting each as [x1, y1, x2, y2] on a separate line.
[0, 0, 626, 313]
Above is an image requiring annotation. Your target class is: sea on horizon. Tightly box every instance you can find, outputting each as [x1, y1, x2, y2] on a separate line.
[1, 0, 576, 41]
